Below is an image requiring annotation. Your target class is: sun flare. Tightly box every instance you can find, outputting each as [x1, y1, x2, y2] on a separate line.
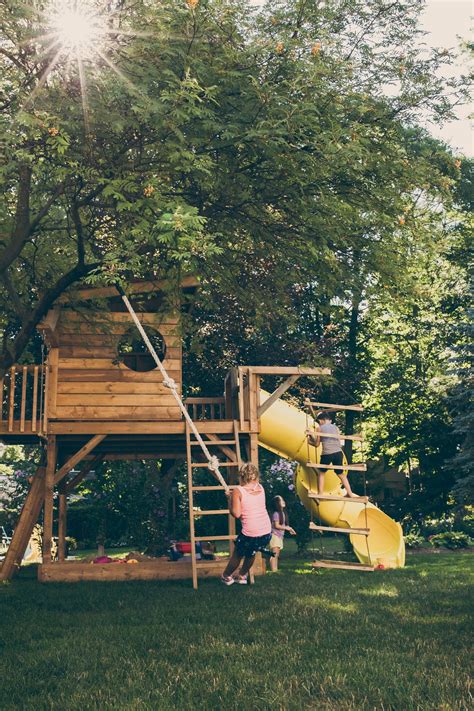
[48, 1, 107, 59]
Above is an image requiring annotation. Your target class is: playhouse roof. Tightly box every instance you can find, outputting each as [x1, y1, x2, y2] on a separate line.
[57, 275, 199, 303]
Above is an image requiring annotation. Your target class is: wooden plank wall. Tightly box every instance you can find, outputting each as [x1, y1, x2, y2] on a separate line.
[52, 310, 182, 421]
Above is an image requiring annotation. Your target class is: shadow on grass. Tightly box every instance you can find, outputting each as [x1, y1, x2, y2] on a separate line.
[1, 551, 472, 711]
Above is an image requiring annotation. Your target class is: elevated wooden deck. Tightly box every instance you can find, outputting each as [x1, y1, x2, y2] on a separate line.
[1, 365, 330, 584]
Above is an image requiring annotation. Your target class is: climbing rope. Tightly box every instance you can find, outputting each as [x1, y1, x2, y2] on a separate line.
[115, 284, 230, 494]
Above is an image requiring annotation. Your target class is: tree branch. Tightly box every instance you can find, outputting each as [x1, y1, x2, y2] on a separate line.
[0, 177, 66, 277]
[0, 260, 99, 376]
[1, 269, 27, 320]
[71, 201, 85, 266]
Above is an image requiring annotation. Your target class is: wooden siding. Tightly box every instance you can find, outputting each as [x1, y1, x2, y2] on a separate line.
[52, 310, 182, 421]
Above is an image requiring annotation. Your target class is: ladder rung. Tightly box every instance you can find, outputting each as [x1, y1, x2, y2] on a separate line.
[309, 523, 369, 535]
[308, 493, 369, 504]
[192, 509, 230, 516]
[306, 463, 367, 472]
[194, 535, 237, 542]
[192, 485, 236, 491]
[315, 432, 364, 442]
[191, 440, 237, 446]
[305, 400, 364, 412]
[191, 461, 239, 468]
[312, 560, 375, 571]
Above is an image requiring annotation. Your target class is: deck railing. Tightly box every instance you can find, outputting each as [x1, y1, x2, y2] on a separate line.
[184, 397, 226, 421]
[0, 365, 47, 433]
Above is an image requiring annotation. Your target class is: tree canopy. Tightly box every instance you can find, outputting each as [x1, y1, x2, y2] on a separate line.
[0, 0, 471, 527]
[0, 0, 467, 371]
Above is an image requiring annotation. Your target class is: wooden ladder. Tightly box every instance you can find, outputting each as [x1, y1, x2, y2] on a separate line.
[306, 400, 374, 571]
[186, 420, 242, 589]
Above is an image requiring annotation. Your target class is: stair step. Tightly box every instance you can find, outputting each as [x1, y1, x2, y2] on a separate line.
[317, 432, 364, 442]
[191, 461, 239, 468]
[312, 559, 375, 571]
[194, 535, 237, 542]
[192, 509, 230, 516]
[308, 493, 369, 504]
[306, 463, 367, 472]
[309, 522, 370, 535]
[305, 400, 364, 412]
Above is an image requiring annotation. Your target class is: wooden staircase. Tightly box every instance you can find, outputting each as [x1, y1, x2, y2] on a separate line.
[186, 420, 243, 589]
[306, 400, 374, 572]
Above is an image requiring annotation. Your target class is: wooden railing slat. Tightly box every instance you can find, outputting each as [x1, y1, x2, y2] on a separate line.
[0, 375, 4, 427]
[8, 367, 15, 432]
[32, 366, 39, 431]
[20, 366, 27, 432]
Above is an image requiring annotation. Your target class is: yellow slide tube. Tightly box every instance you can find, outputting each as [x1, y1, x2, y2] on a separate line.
[258, 390, 405, 568]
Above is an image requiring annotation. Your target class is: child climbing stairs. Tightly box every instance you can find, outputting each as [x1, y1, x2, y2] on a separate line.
[305, 401, 374, 572]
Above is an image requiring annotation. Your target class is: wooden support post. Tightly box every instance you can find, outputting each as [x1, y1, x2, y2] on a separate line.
[47, 348, 59, 419]
[42, 436, 57, 564]
[0, 466, 46, 581]
[58, 485, 67, 562]
[247, 432, 259, 467]
[228, 421, 242, 557]
[42, 358, 49, 432]
[249, 371, 259, 432]
[238, 367, 246, 430]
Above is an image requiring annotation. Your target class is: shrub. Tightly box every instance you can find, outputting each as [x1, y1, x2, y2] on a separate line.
[422, 516, 454, 536]
[404, 532, 426, 548]
[458, 511, 474, 537]
[429, 532, 471, 549]
[65, 537, 77, 551]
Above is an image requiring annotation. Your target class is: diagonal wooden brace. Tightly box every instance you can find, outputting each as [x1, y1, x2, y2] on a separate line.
[54, 435, 106, 486]
[257, 375, 300, 418]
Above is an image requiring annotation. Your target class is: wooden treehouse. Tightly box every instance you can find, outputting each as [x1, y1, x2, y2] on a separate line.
[0, 278, 328, 585]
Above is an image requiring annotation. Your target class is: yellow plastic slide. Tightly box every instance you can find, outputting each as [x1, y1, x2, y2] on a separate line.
[258, 390, 405, 568]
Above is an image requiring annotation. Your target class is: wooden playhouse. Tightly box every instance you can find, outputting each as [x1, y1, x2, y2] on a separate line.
[0, 277, 327, 586]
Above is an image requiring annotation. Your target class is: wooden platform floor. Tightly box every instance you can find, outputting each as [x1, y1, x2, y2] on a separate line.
[0, 420, 253, 451]
[38, 556, 266, 583]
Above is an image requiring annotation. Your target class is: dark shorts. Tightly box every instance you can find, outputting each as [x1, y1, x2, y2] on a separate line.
[319, 451, 344, 473]
[234, 532, 271, 558]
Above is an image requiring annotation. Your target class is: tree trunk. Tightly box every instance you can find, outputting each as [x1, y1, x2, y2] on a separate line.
[144, 459, 180, 556]
[344, 293, 362, 463]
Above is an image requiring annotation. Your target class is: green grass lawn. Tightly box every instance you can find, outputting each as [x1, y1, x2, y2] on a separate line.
[1, 549, 472, 711]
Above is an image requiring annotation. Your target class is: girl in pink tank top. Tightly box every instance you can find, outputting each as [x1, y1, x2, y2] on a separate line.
[221, 463, 271, 586]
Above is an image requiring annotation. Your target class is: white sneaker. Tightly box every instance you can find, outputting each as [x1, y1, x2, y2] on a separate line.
[236, 575, 248, 585]
[220, 574, 235, 586]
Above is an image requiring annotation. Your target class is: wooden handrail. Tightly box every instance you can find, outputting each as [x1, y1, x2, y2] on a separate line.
[184, 397, 226, 421]
[1, 365, 46, 433]
[184, 397, 225, 404]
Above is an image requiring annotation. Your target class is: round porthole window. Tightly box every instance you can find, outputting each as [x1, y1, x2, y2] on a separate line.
[117, 326, 166, 372]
